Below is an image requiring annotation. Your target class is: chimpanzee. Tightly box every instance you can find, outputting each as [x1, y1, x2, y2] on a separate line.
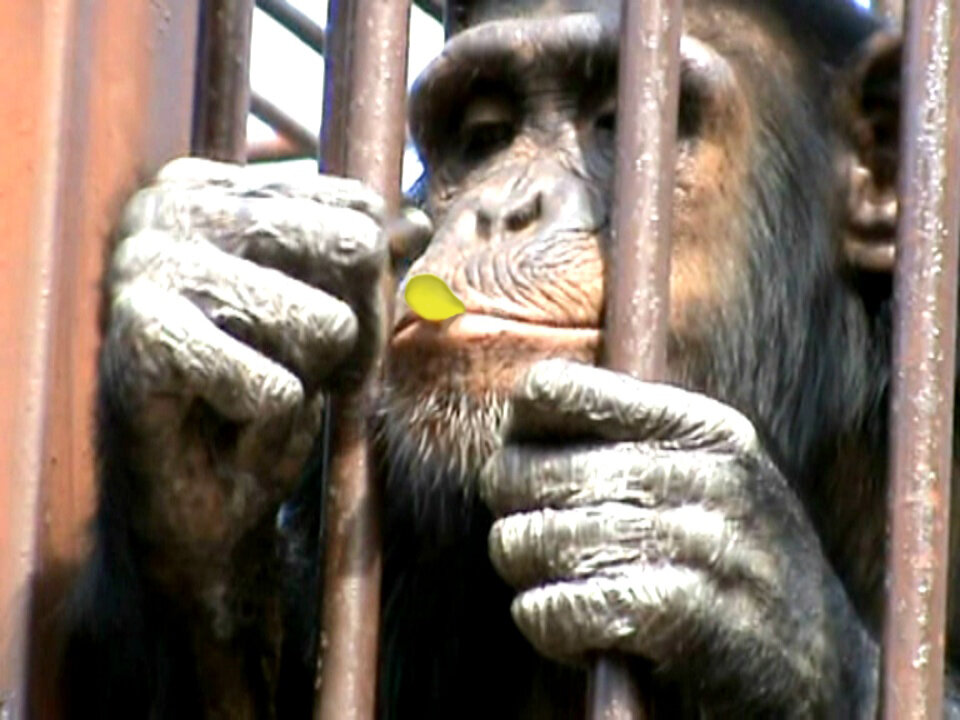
[60, 0, 960, 718]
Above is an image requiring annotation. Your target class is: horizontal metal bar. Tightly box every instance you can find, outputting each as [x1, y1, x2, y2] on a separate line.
[256, 0, 325, 55]
[414, 0, 442, 22]
[248, 135, 312, 162]
[250, 91, 319, 158]
[255, 0, 440, 61]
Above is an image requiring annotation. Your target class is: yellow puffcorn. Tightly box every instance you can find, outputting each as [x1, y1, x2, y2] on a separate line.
[403, 274, 465, 322]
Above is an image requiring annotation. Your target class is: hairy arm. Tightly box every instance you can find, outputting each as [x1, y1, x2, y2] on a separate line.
[61, 159, 387, 718]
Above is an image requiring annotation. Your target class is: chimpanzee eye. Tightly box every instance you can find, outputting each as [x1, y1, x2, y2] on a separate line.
[458, 96, 516, 163]
[592, 85, 701, 142]
[595, 110, 617, 134]
[461, 121, 514, 162]
[677, 82, 703, 138]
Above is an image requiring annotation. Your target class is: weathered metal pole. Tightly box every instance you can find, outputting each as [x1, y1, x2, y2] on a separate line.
[592, 0, 683, 718]
[315, 2, 411, 720]
[192, 0, 255, 162]
[881, 0, 960, 717]
[0, 2, 202, 718]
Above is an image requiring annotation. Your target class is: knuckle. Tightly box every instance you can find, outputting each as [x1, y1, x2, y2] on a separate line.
[488, 512, 542, 586]
[108, 282, 164, 345]
[321, 175, 387, 219]
[108, 230, 173, 291]
[477, 453, 506, 511]
[328, 209, 387, 274]
[511, 586, 579, 660]
[103, 283, 178, 399]
[684, 391, 759, 449]
[325, 300, 359, 355]
[252, 363, 304, 416]
[116, 184, 201, 241]
[523, 357, 578, 396]
[289, 290, 360, 376]
[387, 206, 434, 262]
[117, 187, 164, 238]
[487, 521, 511, 579]
[511, 588, 548, 644]
[155, 156, 239, 186]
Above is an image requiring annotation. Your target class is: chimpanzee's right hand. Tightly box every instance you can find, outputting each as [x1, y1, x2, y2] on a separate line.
[102, 158, 388, 563]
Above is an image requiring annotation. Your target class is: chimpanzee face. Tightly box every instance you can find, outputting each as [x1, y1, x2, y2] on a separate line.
[378, 1, 867, 485]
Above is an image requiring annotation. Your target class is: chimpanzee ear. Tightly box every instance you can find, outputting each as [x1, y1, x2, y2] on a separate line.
[837, 31, 901, 274]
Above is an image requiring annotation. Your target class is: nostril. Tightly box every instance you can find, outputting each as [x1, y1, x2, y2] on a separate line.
[505, 193, 542, 233]
[476, 209, 493, 239]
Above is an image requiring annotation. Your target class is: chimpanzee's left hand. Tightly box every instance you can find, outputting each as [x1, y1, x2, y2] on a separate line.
[479, 359, 876, 717]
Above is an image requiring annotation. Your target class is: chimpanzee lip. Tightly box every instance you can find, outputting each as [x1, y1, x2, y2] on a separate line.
[390, 313, 600, 350]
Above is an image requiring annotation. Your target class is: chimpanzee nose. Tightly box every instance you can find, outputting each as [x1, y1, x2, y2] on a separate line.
[473, 166, 601, 242]
[475, 189, 543, 239]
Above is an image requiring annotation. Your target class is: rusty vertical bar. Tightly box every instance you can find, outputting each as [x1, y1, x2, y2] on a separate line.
[881, 0, 960, 717]
[591, 0, 683, 718]
[315, 2, 411, 720]
[0, 1, 200, 718]
[192, 0, 255, 163]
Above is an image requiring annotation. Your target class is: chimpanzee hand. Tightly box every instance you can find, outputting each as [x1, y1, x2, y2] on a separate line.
[102, 158, 389, 562]
[479, 359, 877, 717]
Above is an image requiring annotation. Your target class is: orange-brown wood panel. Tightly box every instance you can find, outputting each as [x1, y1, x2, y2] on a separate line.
[0, 1, 200, 716]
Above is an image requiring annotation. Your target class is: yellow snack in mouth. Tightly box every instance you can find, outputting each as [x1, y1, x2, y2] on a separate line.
[403, 274, 466, 322]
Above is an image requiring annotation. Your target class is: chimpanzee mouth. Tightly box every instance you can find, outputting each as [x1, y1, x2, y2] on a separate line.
[390, 313, 600, 352]
[385, 313, 600, 405]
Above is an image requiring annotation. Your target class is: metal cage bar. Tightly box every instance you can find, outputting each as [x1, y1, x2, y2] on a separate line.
[251, 91, 319, 158]
[0, 1, 202, 717]
[590, 0, 684, 718]
[315, 2, 412, 719]
[193, 0, 255, 163]
[882, 0, 960, 717]
[256, 0, 325, 55]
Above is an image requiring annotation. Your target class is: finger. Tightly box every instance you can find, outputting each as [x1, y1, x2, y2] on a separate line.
[238, 389, 326, 485]
[509, 565, 710, 664]
[488, 504, 741, 591]
[153, 157, 387, 219]
[107, 281, 305, 427]
[509, 359, 758, 451]
[386, 206, 434, 269]
[119, 186, 386, 301]
[108, 282, 322, 487]
[112, 232, 359, 392]
[480, 442, 736, 516]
